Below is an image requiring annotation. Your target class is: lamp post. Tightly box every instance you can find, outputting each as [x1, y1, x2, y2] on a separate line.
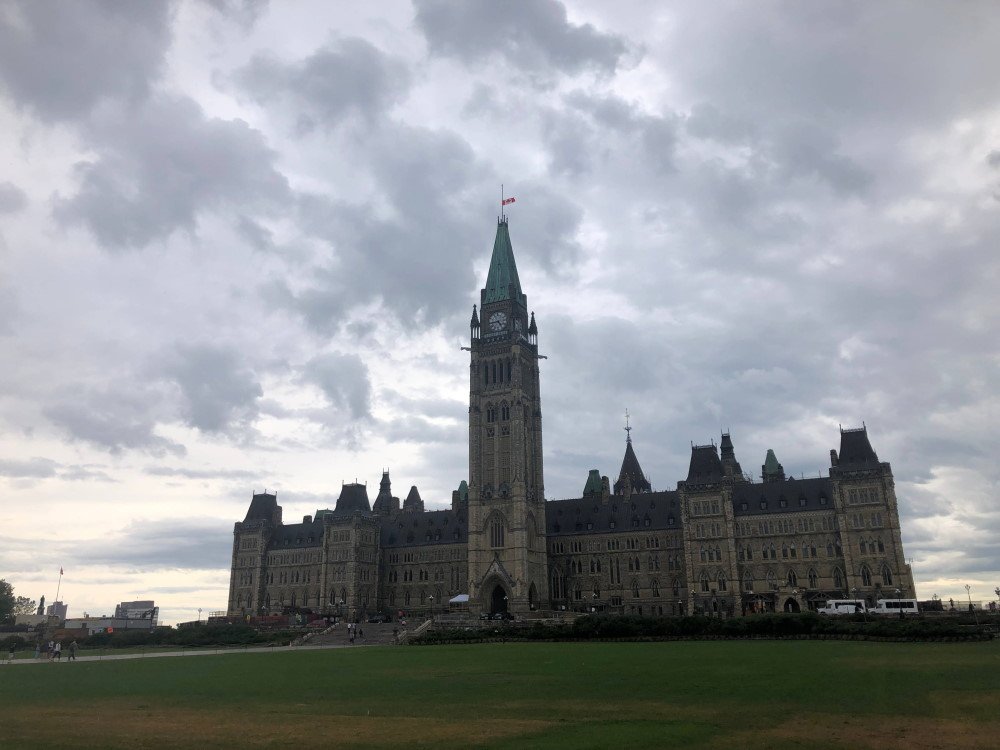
[428, 595, 434, 622]
[965, 584, 978, 625]
[994, 587, 999, 614]
[197, 608, 202, 623]
[894, 587, 903, 618]
[852, 587, 867, 622]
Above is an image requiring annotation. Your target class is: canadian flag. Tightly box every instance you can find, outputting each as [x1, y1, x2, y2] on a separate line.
[60, 567, 64, 575]
[502, 197, 516, 206]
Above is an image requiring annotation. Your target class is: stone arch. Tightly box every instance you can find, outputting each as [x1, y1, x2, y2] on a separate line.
[783, 597, 800, 613]
[528, 581, 539, 610]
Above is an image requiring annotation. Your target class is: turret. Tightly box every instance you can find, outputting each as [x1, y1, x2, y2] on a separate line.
[720, 432, 745, 481]
[470, 304, 480, 341]
[402, 485, 424, 513]
[528, 311, 538, 345]
[762, 449, 785, 483]
[373, 470, 399, 516]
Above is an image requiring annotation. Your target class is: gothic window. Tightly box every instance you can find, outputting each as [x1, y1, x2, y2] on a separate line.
[877, 538, 885, 553]
[715, 546, 721, 561]
[672, 579, 680, 596]
[700, 547, 707, 562]
[652, 580, 660, 597]
[746, 547, 753, 561]
[742, 571, 754, 593]
[717, 573, 727, 592]
[827, 543, 834, 557]
[483, 363, 489, 386]
[769, 544, 777, 560]
[766, 570, 776, 590]
[506, 359, 512, 382]
[834, 567, 845, 589]
[861, 565, 873, 587]
[405, 591, 411, 606]
[782, 545, 789, 559]
[700, 572, 710, 592]
[787, 570, 797, 587]
[808, 569, 818, 588]
[492, 361, 497, 383]
[880, 565, 893, 586]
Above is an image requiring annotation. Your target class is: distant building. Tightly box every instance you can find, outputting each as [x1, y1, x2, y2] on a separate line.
[114, 600, 159, 624]
[45, 601, 68, 620]
[65, 616, 158, 635]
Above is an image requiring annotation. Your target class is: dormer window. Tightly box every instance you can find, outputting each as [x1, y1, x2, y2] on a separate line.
[740, 502, 748, 511]
[760, 500, 767, 510]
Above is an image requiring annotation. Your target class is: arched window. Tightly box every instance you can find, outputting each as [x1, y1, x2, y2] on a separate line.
[833, 567, 845, 589]
[490, 517, 505, 548]
[700, 547, 707, 562]
[808, 569, 818, 588]
[652, 580, 660, 597]
[700, 572, 710, 592]
[717, 573, 727, 591]
[631, 580, 640, 598]
[742, 570, 754, 593]
[405, 591, 411, 606]
[483, 363, 489, 386]
[880, 565, 893, 586]
[787, 570, 797, 587]
[861, 565, 872, 587]
[672, 578, 680, 596]
[506, 359, 512, 382]
[766, 570, 776, 590]
[492, 361, 497, 383]
[877, 538, 885, 553]
[715, 546, 721, 561]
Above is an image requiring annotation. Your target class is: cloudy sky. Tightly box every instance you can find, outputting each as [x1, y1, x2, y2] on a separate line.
[1, 1, 998, 624]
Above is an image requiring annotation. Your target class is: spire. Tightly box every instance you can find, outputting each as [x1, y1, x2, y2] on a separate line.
[373, 470, 397, 515]
[762, 449, 785, 483]
[403, 485, 424, 512]
[615, 412, 651, 495]
[528, 311, 537, 335]
[483, 219, 525, 305]
[470, 304, 479, 328]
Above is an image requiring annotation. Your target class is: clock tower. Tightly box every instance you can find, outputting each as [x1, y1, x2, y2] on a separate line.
[467, 218, 548, 615]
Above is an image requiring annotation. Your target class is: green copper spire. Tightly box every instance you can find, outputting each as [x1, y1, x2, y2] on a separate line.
[483, 219, 525, 305]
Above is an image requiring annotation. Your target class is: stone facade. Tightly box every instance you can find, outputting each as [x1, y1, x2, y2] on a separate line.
[227, 220, 914, 620]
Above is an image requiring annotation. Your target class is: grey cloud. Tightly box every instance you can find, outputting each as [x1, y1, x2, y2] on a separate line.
[685, 103, 757, 144]
[0, 457, 58, 479]
[302, 352, 372, 420]
[0, 1, 171, 121]
[145, 465, 262, 481]
[200, 0, 269, 28]
[79, 518, 233, 571]
[162, 344, 263, 433]
[53, 95, 290, 250]
[415, 0, 628, 75]
[988, 150, 1000, 168]
[0, 181, 28, 213]
[44, 385, 185, 458]
[383, 415, 456, 445]
[59, 464, 116, 482]
[234, 36, 411, 130]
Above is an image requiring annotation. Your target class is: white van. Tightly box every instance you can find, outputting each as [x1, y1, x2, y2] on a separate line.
[818, 599, 867, 615]
[872, 599, 919, 615]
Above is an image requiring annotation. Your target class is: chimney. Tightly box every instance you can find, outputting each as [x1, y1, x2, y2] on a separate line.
[830, 449, 839, 467]
[303, 515, 312, 524]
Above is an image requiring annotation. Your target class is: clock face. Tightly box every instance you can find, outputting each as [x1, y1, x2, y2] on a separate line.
[489, 311, 507, 332]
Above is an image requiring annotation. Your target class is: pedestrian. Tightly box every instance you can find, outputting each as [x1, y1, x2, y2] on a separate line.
[7, 642, 15, 663]
[359, 626, 364, 640]
[33, 641, 40, 660]
[47, 640, 55, 662]
[68, 640, 78, 661]
[54, 641, 62, 661]
[392, 627, 399, 644]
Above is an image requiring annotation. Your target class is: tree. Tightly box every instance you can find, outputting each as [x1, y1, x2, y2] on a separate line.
[0, 580, 14, 623]
[14, 596, 37, 616]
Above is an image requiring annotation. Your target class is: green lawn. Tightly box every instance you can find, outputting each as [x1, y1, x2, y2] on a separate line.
[1, 640, 997, 749]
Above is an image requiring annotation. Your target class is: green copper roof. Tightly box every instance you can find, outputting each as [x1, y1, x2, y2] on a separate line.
[583, 469, 603, 496]
[483, 220, 524, 304]
[763, 449, 782, 475]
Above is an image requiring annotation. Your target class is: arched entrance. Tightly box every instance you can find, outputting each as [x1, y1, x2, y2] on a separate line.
[528, 582, 538, 611]
[783, 597, 800, 613]
[490, 584, 509, 615]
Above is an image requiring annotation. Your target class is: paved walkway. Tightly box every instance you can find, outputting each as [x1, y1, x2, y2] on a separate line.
[2, 642, 355, 666]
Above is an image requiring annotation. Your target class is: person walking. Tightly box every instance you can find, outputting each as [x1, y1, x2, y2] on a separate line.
[54, 641, 62, 661]
[33, 641, 40, 660]
[46, 640, 55, 662]
[7, 642, 16, 663]
[68, 640, 78, 661]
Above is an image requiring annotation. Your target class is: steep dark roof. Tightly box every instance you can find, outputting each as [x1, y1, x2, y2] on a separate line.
[482, 220, 525, 306]
[686, 445, 723, 484]
[837, 427, 879, 468]
[403, 485, 424, 511]
[333, 483, 371, 515]
[544, 491, 683, 536]
[615, 439, 651, 494]
[762, 449, 785, 482]
[268, 518, 324, 548]
[244, 492, 279, 523]
[732, 476, 832, 516]
[380, 509, 467, 547]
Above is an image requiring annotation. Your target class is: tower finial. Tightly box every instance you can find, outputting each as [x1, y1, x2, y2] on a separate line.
[624, 408, 632, 443]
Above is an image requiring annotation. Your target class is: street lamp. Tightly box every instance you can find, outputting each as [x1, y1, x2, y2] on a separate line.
[965, 584, 979, 625]
[894, 587, 903, 619]
[852, 587, 867, 622]
[197, 608, 202, 623]
[428, 595, 434, 621]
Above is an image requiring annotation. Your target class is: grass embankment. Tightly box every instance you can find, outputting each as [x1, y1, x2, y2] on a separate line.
[1, 640, 998, 749]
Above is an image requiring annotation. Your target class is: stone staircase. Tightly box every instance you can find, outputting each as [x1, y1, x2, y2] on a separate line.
[303, 621, 417, 647]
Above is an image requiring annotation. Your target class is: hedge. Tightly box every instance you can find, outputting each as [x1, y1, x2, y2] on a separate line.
[412, 613, 994, 645]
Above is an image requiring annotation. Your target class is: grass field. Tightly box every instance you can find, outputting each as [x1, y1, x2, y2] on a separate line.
[1, 640, 997, 749]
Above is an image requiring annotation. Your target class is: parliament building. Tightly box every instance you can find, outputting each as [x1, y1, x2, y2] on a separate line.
[227, 219, 914, 621]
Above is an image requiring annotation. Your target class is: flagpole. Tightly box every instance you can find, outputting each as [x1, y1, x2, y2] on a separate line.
[55, 568, 63, 605]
